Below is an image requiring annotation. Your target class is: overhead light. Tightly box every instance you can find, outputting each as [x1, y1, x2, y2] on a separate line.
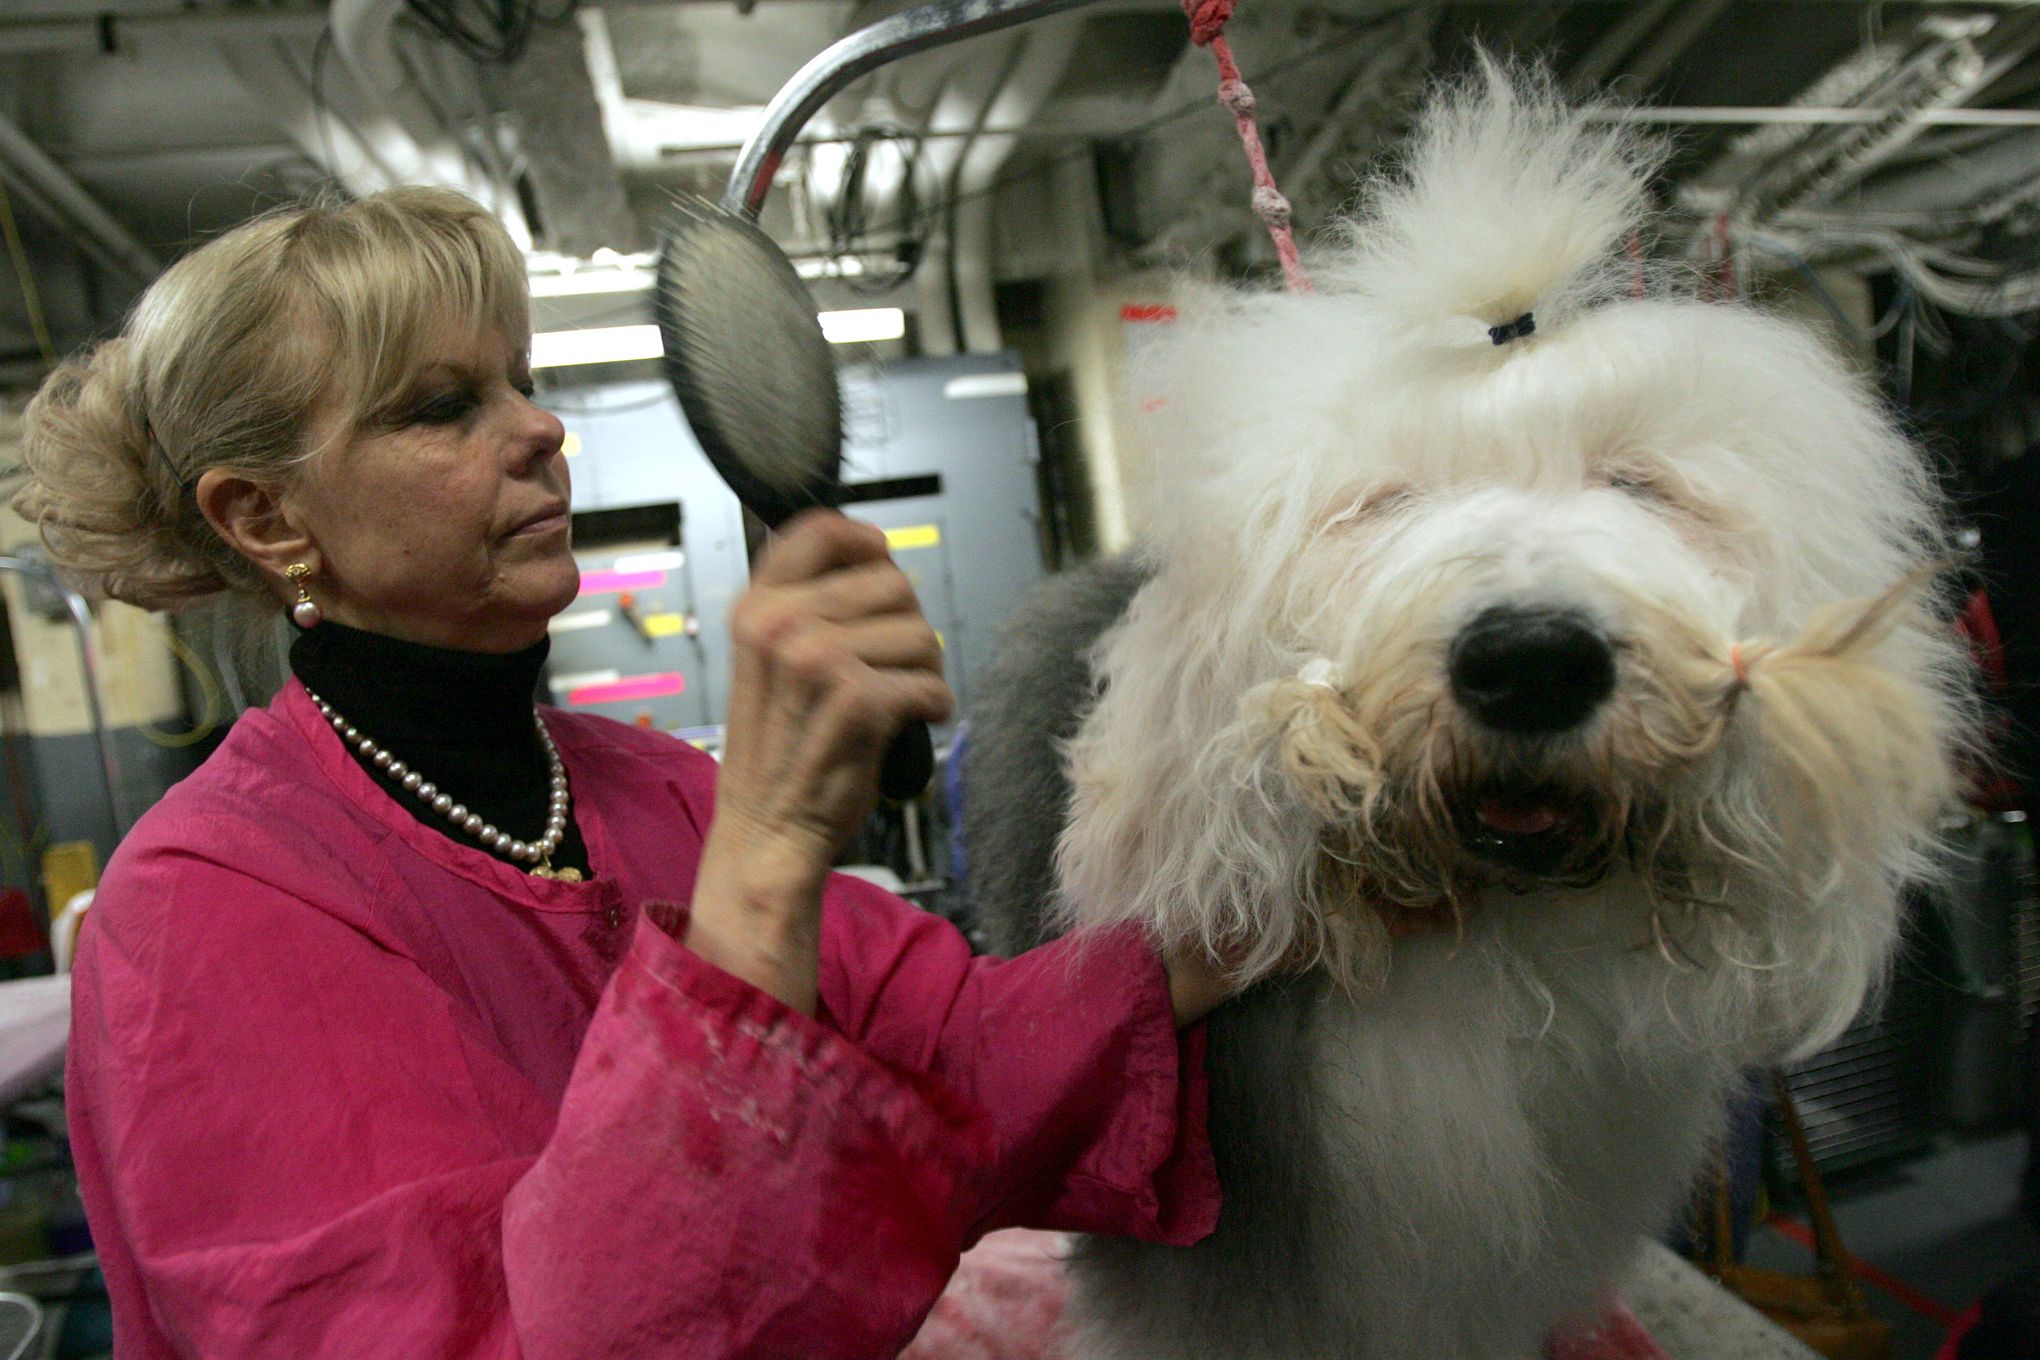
[533, 257, 869, 294]
[531, 324, 663, 368]
[532, 309, 904, 367]
[794, 256, 865, 279]
[819, 308, 905, 344]
[526, 249, 656, 298]
[529, 268, 655, 298]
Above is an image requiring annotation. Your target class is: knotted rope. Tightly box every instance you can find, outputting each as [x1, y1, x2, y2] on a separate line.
[1180, 0, 1312, 292]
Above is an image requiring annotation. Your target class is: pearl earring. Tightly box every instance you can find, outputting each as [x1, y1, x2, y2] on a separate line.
[285, 563, 322, 629]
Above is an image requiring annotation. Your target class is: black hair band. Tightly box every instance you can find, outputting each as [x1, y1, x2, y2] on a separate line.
[1489, 312, 1536, 346]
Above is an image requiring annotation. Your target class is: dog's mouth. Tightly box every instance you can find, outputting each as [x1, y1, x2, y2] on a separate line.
[1457, 785, 1600, 878]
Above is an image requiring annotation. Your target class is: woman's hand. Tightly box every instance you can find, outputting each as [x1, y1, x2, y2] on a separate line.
[1163, 932, 1329, 1025]
[1162, 946, 1237, 1027]
[686, 512, 952, 1014]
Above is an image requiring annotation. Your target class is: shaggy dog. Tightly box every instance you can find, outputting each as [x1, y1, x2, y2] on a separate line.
[966, 65, 1970, 1359]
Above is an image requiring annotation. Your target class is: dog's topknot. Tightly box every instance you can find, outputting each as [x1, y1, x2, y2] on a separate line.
[1315, 57, 1665, 347]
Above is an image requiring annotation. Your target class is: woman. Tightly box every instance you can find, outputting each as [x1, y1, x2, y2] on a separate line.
[18, 187, 1238, 1358]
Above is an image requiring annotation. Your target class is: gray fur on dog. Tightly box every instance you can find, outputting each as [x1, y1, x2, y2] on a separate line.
[965, 553, 1149, 957]
[966, 556, 1349, 1345]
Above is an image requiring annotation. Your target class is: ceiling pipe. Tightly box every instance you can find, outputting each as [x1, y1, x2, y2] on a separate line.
[1789, 11, 2040, 208]
[329, 0, 532, 231]
[950, 21, 1083, 352]
[1682, 13, 2019, 223]
[916, 54, 1018, 357]
[0, 9, 325, 57]
[1754, 12, 2040, 214]
[0, 112, 161, 285]
[1601, 105, 2040, 127]
[218, 25, 530, 243]
[1619, 0, 1734, 91]
[1564, 0, 1680, 95]
[216, 38, 406, 198]
[328, 0, 408, 96]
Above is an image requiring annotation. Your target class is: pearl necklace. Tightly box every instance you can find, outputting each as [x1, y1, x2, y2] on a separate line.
[306, 688, 582, 882]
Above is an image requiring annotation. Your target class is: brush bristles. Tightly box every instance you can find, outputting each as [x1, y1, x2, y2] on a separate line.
[654, 206, 841, 516]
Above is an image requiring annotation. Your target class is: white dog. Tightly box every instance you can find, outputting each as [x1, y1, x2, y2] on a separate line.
[968, 64, 1970, 1360]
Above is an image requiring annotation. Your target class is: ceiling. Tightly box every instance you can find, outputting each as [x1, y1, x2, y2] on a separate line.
[1, 0, 2037, 379]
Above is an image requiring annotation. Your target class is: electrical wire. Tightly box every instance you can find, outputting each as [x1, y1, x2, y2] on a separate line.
[1802, 225, 2040, 316]
[825, 125, 932, 295]
[137, 619, 223, 750]
[401, 0, 580, 67]
[850, 18, 1411, 253]
[311, 26, 345, 187]
[0, 171, 58, 369]
[1744, 233, 1917, 343]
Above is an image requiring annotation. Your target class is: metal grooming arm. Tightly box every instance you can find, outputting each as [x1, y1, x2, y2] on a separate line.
[0, 555, 130, 840]
[724, 0, 1103, 219]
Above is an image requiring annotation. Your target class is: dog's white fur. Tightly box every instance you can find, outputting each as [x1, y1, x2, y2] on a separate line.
[1050, 65, 1970, 1359]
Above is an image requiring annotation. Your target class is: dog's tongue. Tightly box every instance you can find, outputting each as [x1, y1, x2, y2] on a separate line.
[1476, 797, 1566, 837]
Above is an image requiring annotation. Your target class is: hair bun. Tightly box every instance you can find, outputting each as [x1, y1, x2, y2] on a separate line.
[14, 338, 234, 609]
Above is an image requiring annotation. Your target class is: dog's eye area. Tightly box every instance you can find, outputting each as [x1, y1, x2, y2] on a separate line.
[1602, 471, 1675, 505]
[1326, 487, 1414, 529]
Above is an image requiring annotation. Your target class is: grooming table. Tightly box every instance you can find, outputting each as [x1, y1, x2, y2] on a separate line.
[901, 1232, 1819, 1360]
[1615, 1241, 1819, 1360]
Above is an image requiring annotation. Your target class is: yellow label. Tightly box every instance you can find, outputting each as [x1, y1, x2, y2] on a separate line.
[644, 612, 687, 638]
[886, 524, 941, 551]
[42, 841, 98, 920]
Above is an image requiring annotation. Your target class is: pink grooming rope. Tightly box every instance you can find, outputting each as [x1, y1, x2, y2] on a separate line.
[1180, 0, 1313, 292]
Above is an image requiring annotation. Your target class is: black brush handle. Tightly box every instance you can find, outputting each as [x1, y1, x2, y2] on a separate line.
[758, 502, 935, 803]
[880, 721, 935, 802]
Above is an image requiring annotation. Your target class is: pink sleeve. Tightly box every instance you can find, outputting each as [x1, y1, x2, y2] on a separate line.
[815, 875, 1219, 1244]
[72, 850, 996, 1360]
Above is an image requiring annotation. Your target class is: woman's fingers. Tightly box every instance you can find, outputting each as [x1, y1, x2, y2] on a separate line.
[770, 614, 944, 686]
[728, 564, 920, 662]
[749, 510, 889, 587]
[715, 507, 951, 870]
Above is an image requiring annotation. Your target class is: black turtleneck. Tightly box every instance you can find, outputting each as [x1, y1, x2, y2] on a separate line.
[290, 621, 592, 879]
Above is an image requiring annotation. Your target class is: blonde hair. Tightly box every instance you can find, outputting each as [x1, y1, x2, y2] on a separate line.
[12, 186, 529, 609]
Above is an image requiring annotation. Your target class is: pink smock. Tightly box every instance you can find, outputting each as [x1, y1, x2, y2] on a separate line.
[67, 680, 1217, 1359]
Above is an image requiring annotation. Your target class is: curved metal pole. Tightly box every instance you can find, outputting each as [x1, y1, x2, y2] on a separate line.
[0, 557, 129, 841]
[724, 0, 1104, 218]
[58, 585, 132, 839]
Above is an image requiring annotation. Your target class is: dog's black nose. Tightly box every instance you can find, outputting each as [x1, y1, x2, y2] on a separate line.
[1448, 607, 1616, 735]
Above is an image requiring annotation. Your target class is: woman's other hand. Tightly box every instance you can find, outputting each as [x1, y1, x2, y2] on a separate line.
[1161, 947, 1236, 1027]
[687, 511, 953, 1013]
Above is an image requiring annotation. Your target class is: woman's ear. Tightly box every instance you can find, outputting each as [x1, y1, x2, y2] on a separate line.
[194, 468, 318, 588]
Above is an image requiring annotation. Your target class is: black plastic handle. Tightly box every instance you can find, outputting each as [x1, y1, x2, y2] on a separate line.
[880, 720, 935, 802]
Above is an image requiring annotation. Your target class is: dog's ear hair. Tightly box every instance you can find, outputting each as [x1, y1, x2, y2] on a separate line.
[1054, 569, 1345, 984]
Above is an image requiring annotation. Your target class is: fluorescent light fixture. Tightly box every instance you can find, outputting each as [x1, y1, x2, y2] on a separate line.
[795, 255, 865, 279]
[612, 550, 687, 573]
[526, 249, 656, 298]
[532, 309, 904, 366]
[528, 268, 655, 298]
[819, 308, 905, 345]
[531, 324, 663, 368]
[944, 373, 1028, 400]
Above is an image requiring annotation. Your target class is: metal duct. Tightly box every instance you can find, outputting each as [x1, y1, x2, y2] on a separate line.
[0, 112, 160, 285]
